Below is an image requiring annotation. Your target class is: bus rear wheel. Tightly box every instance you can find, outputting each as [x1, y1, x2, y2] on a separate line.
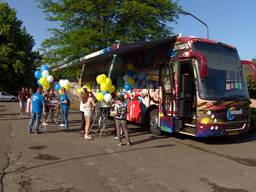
[149, 109, 161, 136]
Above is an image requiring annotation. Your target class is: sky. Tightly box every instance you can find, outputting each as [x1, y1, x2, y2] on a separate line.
[4, 0, 256, 60]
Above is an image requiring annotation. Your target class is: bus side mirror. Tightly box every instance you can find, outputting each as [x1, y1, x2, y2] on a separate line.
[241, 60, 256, 80]
[182, 51, 207, 79]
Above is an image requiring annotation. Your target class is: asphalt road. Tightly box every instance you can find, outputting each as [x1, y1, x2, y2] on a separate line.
[0, 102, 256, 192]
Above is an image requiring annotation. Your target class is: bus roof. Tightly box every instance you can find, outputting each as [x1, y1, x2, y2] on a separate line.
[52, 35, 236, 71]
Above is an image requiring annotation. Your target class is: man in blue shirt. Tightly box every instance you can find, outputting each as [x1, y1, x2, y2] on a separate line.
[28, 87, 45, 134]
[60, 87, 69, 130]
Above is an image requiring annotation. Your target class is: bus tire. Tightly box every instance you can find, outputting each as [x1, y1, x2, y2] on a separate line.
[149, 109, 161, 136]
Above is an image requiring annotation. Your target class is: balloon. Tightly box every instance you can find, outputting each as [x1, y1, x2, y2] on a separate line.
[127, 71, 134, 77]
[95, 92, 104, 102]
[54, 83, 61, 90]
[39, 77, 47, 85]
[59, 90, 63, 95]
[42, 70, 49, 77]
[37, 80, 42, 87]
[102, 91, 108, 96]
[34, 70, 42, 79]
[43, 81, 50, 90]
[63, 79, 69, 87]
[47, 75, 54, 83]
[96, 74, 107, 85]
[41, 65, 49, 71]
[105, 78, 112, 86]
[87, 88, 92, 92]
[127, 63, 134, 70]
[127, 77, 135, 85]
[100, 83, 109, 92]
[84, 81, 92, 89]
[59, 79, 65, 87]
[123, 75, 129, 82]
[124, 83, 132, 91]
[108, 85, 116, 93]
[77, 88, 83, 94]
[64, 84, 70, 91]
[104, 93, 112, 103]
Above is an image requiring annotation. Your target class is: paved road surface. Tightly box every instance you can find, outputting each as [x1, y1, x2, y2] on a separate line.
[0, 102, 256, 192]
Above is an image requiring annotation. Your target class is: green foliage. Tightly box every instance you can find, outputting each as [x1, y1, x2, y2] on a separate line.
[39, 0, 180, 70]
[0, 2, 41, 92]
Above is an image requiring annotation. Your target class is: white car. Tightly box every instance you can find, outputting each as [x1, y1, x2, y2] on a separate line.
[0, 91, 17, 102]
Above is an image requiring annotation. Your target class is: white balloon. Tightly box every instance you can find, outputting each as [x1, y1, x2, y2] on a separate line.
[123, 75, 129, 82]
[104, 93, 112, 103]
[59, 79, 65, 87]
[42, 70, 49, 77]
[47, 75, 54, 83]
[63, 79, 69, 87]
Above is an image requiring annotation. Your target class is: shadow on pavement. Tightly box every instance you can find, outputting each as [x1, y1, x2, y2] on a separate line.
[4, 144, 175, 175]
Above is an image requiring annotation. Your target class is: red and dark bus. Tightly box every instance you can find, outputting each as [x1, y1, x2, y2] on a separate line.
[59, 35, 251, 137]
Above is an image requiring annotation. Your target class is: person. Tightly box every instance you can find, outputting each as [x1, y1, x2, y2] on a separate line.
[26, 88, 33, 116]
[60, 87, 70, 131]
[28, 87, 45, 134]
[114, 95, 131, 146]
[42, 90, 50, 126]
[18, 87, 27, 116]
[79, 88, 88, 134]
[84, 92, 96, 139]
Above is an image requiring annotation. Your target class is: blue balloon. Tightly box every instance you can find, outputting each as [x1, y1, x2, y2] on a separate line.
[103, 91, 108, 95]
[54, 83, 61, 90]
[34, 70, 42, 79]
[41, 65, 49, 71]
[124, 83, 132, 91]
[37, 80, 42, 87]
[127, 71, 134, 77]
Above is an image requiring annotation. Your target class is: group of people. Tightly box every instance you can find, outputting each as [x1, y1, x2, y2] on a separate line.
[79, 87, 131, 146]
[27, 87, 70, 134]
[18, 87, 34, 116]
[26, 86, 131, 146]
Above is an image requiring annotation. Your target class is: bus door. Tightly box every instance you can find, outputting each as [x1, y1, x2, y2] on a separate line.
[159, 62, 175, 133]
[176, 59, 196, 134]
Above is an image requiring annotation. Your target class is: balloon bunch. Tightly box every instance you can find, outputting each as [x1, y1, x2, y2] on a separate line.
[95, 74, 115, 102]
[54, 79, 70, 95]
[34, 65, 54, 90]
[76, 81, 92, 95]
[123, 63, 136, 91]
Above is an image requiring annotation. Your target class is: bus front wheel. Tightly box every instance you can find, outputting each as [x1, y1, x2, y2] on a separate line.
[149, 109, 161, 136]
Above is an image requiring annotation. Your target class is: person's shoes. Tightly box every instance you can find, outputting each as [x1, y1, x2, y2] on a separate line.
[126, 142, 131, 146]
[113, 136, 119, 140]
[28, 130, 32, 134]
[81, 130, 84, 134]
[118, 142, 123, 146]
[59, 124, 65, 127]
[84, 135, 92, 140]
[43, 122, 48, 126]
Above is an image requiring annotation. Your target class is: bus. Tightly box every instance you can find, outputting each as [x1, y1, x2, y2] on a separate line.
[241, 60, 256, 131]
[66, 35, 251, 137]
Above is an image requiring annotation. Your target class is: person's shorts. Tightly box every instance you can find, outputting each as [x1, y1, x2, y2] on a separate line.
[19, 101, 26, 108]
[84, 108, 93, 118]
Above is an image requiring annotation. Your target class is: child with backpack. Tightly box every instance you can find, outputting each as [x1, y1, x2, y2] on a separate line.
[114, 95, 131, 146]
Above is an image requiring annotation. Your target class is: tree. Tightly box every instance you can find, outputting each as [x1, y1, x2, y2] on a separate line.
[0, 2, 41, 92]
[39, 0, 180, 72]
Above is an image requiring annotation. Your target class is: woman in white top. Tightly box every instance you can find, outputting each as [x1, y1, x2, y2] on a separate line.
[83, 92, 96, 139]
[79, 88, 87, 134]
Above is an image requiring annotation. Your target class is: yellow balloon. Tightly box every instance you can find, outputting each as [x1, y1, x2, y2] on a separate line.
[100, 83, 109, 92]
[96, 74, 107, 85]
[87, 88, 92, 92]
[77, 88, 82, 94]
[105, 78, 112, 87]
[65, 84, 70, 91]
[59, 90, 63, 95]
[128, 77, 135, 85]
[96, 92, 104, 102]
[43, 81, 50, 90]
[108, 85, 116, 93]
[127, 63, 134, 70]
[39, 77, 47, 85]
[84, 81, 92, 89]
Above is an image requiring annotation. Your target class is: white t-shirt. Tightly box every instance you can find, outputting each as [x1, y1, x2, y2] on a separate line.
[80, 101, 86, 112]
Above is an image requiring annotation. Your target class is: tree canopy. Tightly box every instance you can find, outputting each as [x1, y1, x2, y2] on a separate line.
[0, 2, 41, 92]
[39, 0, 181, 72]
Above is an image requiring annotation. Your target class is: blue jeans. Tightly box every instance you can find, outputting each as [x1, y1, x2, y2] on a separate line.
[61, 109, 69, 129]
[28, 113, 42, 132]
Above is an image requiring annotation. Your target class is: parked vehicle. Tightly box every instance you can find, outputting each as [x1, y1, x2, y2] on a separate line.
[0, 91, 17, 102]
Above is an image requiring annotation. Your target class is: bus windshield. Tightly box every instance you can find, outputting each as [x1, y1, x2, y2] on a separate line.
[192, 41, 249, 100]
